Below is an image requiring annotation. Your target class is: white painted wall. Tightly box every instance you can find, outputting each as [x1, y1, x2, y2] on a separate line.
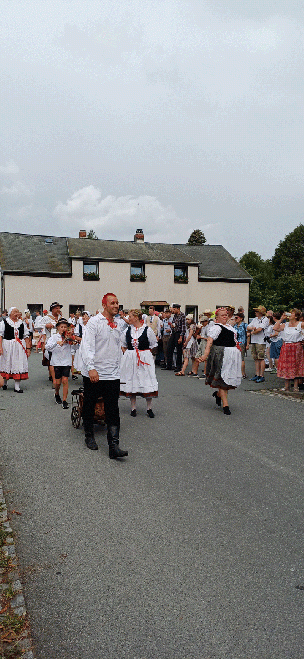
[4, 260, 249, 319]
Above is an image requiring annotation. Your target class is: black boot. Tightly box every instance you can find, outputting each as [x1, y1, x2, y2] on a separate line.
[212, 391, 221, 406]
[85, 432, 98, 450]
[107, 425, 128, 459]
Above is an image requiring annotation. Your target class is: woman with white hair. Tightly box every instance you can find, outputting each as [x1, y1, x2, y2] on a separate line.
[175, 314, 197, 376]
[23, 309, 34, 350]
[0, 307, 31, 392]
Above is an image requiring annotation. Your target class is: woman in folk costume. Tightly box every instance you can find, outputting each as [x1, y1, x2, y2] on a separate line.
[73, 311, 91, 375]
[198, 307, 242, 415]
[0, 307, 31, 392]
[120, 309, 158, 418]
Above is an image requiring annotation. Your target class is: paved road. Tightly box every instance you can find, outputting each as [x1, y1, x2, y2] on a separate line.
[0, 354, 304, 659]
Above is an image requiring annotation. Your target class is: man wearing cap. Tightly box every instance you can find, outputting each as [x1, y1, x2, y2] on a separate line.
[165, 304, 186, 371]
[41, 302, 63, 384]
[81, 292, 128, 459]
[246, 305, 269, 383]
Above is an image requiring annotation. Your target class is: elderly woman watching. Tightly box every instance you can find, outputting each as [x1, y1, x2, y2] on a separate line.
[175, 314, 197, 376]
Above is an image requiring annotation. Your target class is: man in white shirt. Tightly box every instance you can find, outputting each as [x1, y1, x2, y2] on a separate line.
[34, 310, 43, 332]
[81, 292, 128, 459]
[246, 305, 269, 383]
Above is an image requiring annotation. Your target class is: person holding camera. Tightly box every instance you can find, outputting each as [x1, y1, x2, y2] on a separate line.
[272, 309, 304, 391]
[246, 305, 269, 383]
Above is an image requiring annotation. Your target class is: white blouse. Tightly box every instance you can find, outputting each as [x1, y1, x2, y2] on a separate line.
[121, 325, 158, 350]
[208, 323, 237, 342]
[280, 322, 303, 343]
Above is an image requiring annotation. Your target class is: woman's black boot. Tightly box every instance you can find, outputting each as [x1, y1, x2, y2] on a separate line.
[223, 406, 231, 415]
[212, 391, 221, 406]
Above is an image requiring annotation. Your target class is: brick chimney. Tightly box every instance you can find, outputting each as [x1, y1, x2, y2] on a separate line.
[79, 230, 87, 239]
[134, 228, 144, 243]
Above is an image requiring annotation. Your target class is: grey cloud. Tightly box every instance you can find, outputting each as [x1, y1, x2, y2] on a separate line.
[1, 1, 304, 258]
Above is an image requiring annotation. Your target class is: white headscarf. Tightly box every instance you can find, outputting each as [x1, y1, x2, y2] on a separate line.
[8, 307, 18, 316]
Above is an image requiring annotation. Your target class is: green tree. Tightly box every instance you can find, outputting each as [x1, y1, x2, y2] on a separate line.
[272, 224, 304, 277]
[272, 224, 304, 308]
[187, 229, 206, 245]
[239, 251, 276, 315]
[87, 229, 98, 240]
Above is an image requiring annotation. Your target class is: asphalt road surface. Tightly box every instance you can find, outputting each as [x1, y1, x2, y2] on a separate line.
[0, 353, 303, 659]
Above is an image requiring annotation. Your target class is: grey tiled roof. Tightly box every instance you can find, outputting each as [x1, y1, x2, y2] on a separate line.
[176, 244, 252, 281]
[67, 238, 199, 264]
[0, 232, 251, 281]
[0, 233, 71, 274]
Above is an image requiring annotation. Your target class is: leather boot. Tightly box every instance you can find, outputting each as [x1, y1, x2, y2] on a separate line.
[85, 433, 98, 450]
[107, 425, 128, 459]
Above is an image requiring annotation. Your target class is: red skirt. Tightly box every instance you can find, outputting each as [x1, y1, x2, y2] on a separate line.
[277, 342, 304, 379]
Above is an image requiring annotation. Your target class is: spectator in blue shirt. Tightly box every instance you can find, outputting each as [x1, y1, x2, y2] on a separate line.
[234, 312, 248, 378]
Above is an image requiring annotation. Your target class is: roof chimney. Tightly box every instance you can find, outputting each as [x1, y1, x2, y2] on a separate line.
[79, 230, 87, 239]
[134, 228, 144, 243]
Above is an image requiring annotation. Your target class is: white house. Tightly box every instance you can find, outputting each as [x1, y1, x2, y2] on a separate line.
[0, 229, 251, 319]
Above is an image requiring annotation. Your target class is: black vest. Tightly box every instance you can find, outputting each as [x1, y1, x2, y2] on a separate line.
[213, 324, 236, 347]
[3, 319, 24, 340]
[126, 325, 149, 350]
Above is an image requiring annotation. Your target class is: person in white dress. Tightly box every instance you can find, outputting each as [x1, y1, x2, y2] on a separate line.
[73, 311, 91, 375]
[198, 307, 242, 415]
[120, 309, 158, 418]
[0, 307, 31, 392]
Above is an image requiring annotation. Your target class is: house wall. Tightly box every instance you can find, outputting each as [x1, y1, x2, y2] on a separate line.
[4, 260, 250, 318]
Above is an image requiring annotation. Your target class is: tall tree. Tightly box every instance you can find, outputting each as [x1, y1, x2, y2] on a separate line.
[272, 224, 304, 277]
[187, 229, 206, 245]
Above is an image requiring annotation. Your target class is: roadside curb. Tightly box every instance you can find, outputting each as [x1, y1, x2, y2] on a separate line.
[0, 482, 35, 659]
[248, 387, 304, 402]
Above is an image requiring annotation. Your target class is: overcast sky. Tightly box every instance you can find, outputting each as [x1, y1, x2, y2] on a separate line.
[1, 0, 304, 258]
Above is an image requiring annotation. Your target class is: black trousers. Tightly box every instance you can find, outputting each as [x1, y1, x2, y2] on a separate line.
[166, 332, 183, 370]
[82, 377, 120, 435]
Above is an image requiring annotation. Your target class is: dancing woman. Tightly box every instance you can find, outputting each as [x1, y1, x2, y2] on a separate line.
[120, 309, 158, 418]
[198, 307, 242, 415]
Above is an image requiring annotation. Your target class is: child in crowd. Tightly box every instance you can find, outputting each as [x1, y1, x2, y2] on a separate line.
[45, 318, 75, 409]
